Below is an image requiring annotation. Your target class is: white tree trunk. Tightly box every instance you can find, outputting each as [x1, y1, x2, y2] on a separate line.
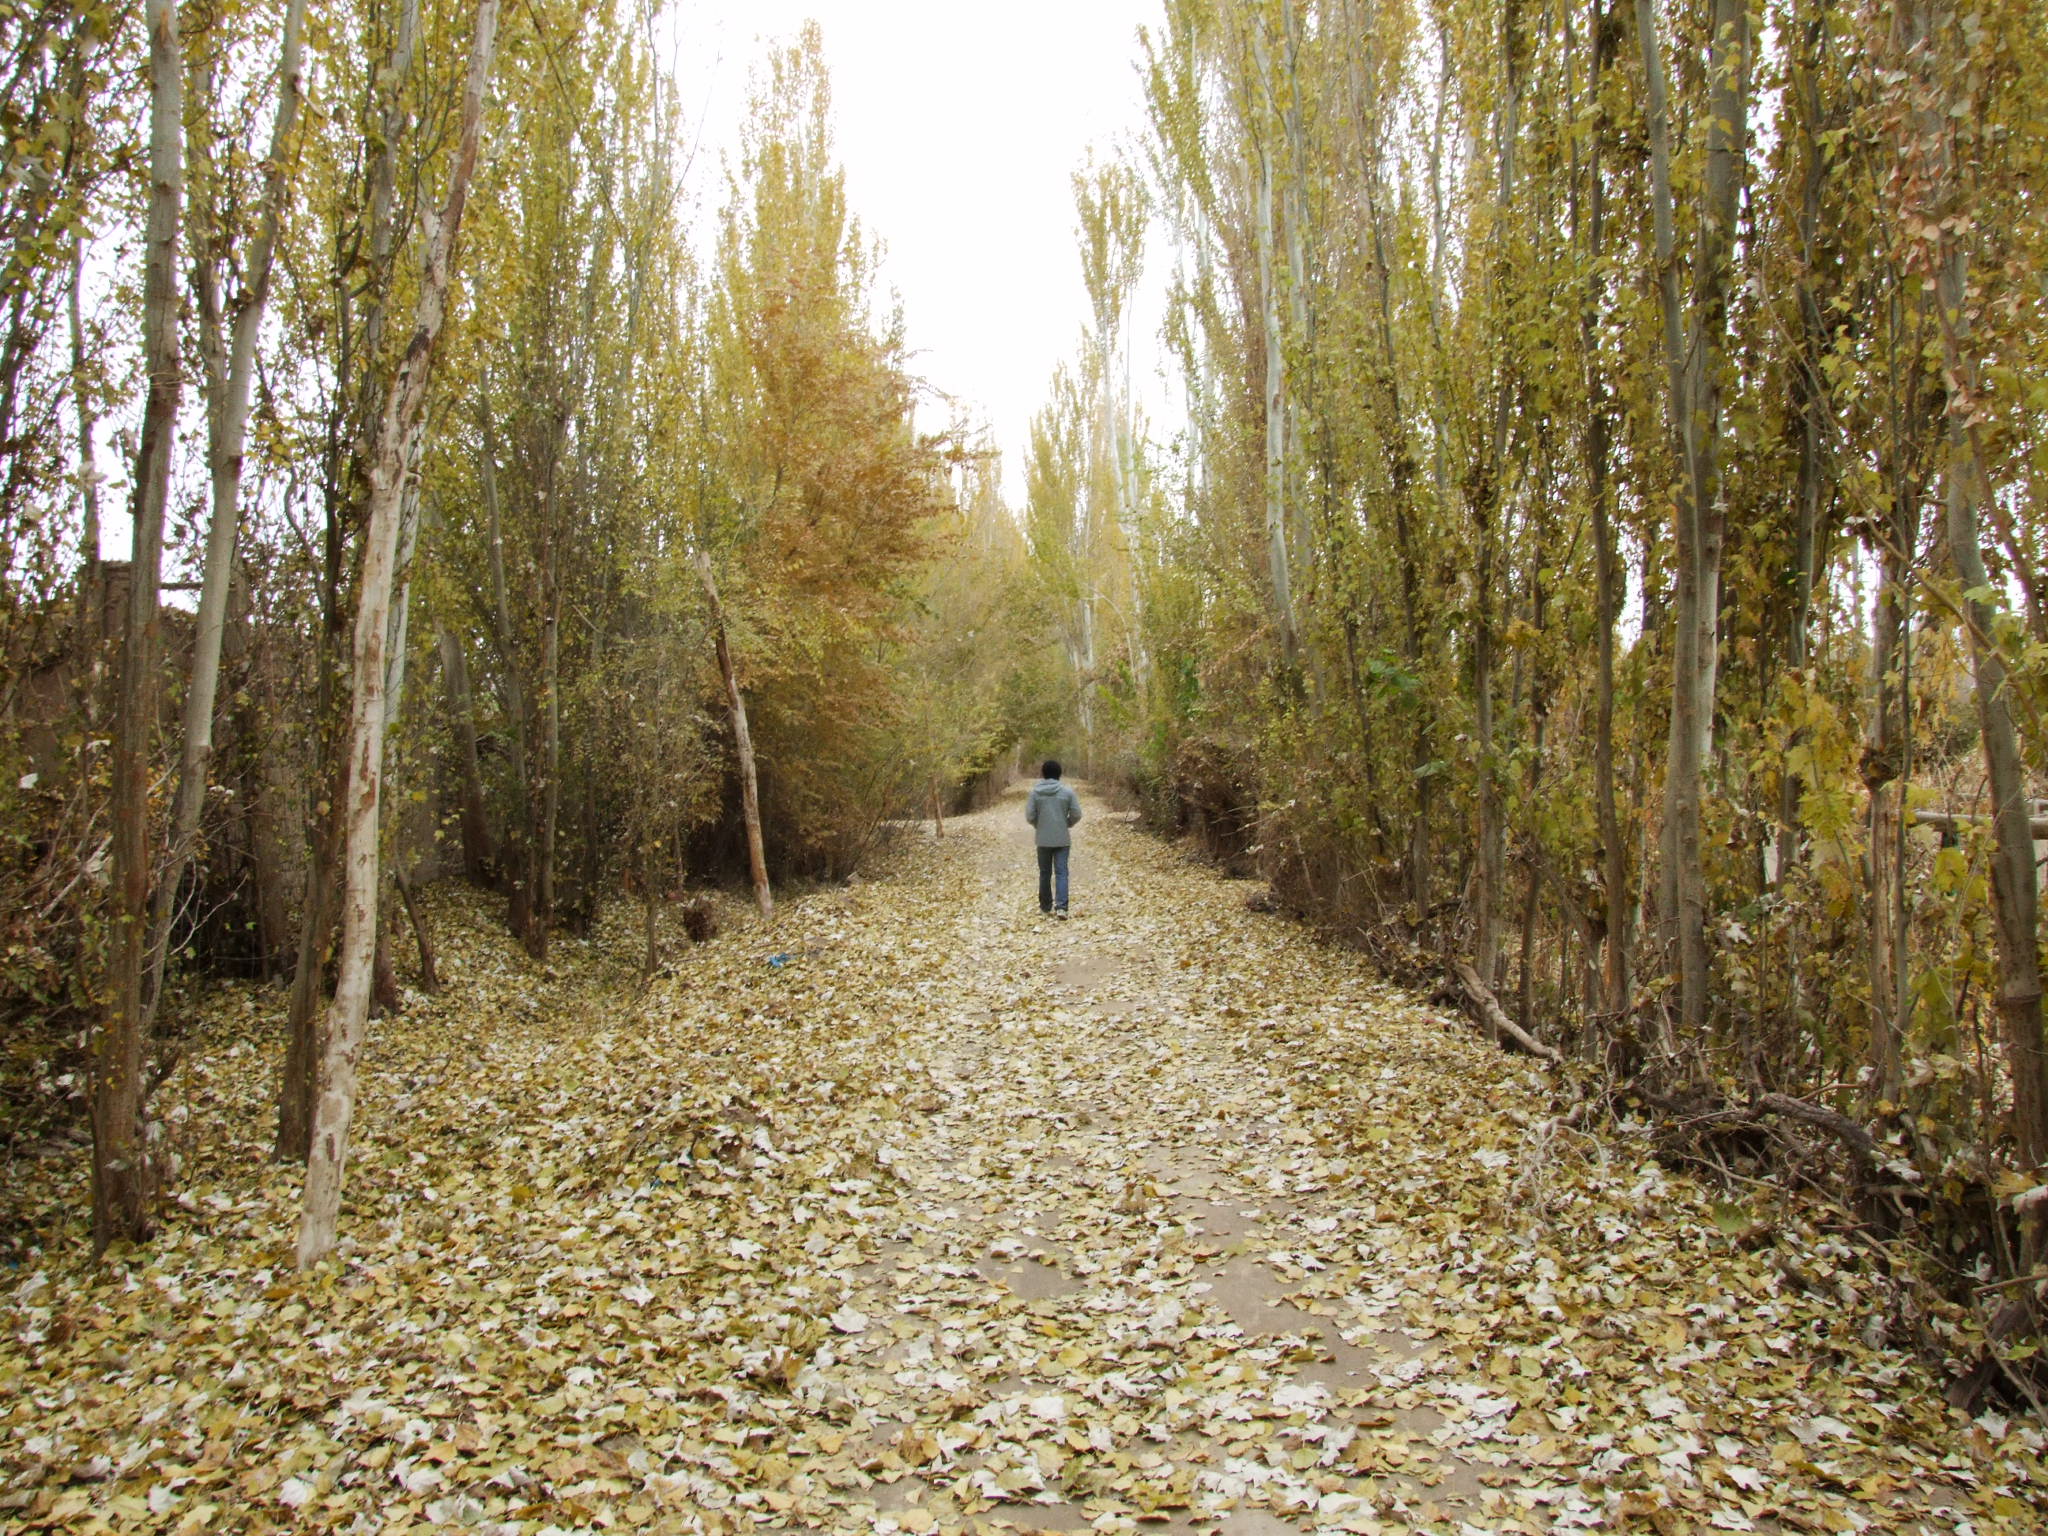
[382, 442, 426, 729]
[298, 0, 502, 1267]
[144, 0, 308, 1022]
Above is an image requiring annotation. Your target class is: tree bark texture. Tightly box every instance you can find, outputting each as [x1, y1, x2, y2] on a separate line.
[1638, 0, 1747, 1042]
[297, 0, 501, 1267]
[1944, 418, 2048, 1169]
[479, 402, 537, 947]
[438, 629, 495, 881]
[1577, 0, 1629, 1020]
[1255, 134, 1294, 667]
[1357, 167, 1431, 914]
[1780, 0, 1832, 897]
[1450, 960, 1562, 1064]
[695, 548, 773, 921]
[275, 795, 333, 1159]
[393, 869, 439, 993]
[93, 0, 183, 1255]
[69, 236, 100, 596]
[1468, 0, 1522, 992]
[226, 589, 297, 976]
[144, 0, 308, 1025]
[1896, 0, 2048, 1174]
[1248, 15, 1295, 669]
[1864, 537, 1909, 1101]
[536, 592, 561, 957]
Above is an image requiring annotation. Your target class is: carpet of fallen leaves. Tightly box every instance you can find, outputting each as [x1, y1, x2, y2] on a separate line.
[3, 791, 2044, 1535]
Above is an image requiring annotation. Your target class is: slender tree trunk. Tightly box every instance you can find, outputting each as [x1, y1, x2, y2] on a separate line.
[1075, 585, 1096, 768]
[394, 867, 437, 990]
[1640, 0, 1692, 969]
[1470, 0, 1523, 990]
[363, 469, 426, 998]
[276, 794, 338, 1162]
[1662, 93, 1702, 1026]
[1856, 0, 1927, 1114]
[1252, 83, 1295, 668]
[1394, 497, 1431, 914]
[1279, 0, 1314, 665]
[535, 584, 560, 956]
[280, 487, 346, 1158]
[356, 0, 419, 385]
[1757, 0, 1829, 1070]
[370, 926, 400, 1017]
[1638, 0, 1747, 1042]
[1517, 855, 1541, 1031]
[94, 0, 183, 1255]
[144, 0, 308, 1024]
[279, 0, 419, 1165]
[1576, 0, 1630, 1022]
[1359, 172, 1430, 913]
[1937, 280, 2048, 1171]
[1864, 527, 1910, 1103]
[438, 629, 494, 881]
[1517, 498, 1554, 1032]
[1472, 567, 1502, 985]
[1589, 456, 1629, 1018]
[1116, 409, 1151, 713]
[1875, 0, 2048, 1240]
[479, 399, 536, 944]
[695, 549, 773, 920]
[226, 585, 294, 975]
[641, 885, 660, 984]
[383, 468, 423, 727]
[298, 0, 500, 1267]
[1780, 0, 1828, 896]
[1945, 444, 2048, 1170]
[565, 622, 607, 934]
[1355, 23, 1436, 904]
[69, 237, 100, 598]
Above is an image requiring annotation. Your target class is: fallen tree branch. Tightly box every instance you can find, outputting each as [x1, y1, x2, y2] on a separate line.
[1647, 1090, 1880, 1191]
[1448, 960, 1563, 1064]
[1749, 1092, 1876, 1172]
[1912, 808, 2048, 839]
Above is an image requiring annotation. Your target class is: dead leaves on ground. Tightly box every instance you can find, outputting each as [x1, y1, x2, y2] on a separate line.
[1, 809, 2043, 1534]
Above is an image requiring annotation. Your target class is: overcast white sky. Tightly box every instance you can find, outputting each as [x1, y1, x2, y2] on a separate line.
[664, 0, 1172, 499]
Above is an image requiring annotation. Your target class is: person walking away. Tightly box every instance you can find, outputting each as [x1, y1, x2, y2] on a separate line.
[1026, 760, 1082, 917]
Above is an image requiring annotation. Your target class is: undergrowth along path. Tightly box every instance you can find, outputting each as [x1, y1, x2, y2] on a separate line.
[0, 790, 2040, 1534]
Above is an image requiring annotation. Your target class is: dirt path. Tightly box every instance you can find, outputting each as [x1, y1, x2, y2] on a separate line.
[1, 789, 2039, 1535]
[744, 791, 2036, 1535]
[824, 794, 1488, 1534]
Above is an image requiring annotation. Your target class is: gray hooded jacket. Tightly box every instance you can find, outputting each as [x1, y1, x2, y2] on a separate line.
[1025, 779, 1082, 848]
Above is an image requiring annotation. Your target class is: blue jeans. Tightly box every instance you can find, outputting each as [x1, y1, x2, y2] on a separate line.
[1037, 845, 1070, 912]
